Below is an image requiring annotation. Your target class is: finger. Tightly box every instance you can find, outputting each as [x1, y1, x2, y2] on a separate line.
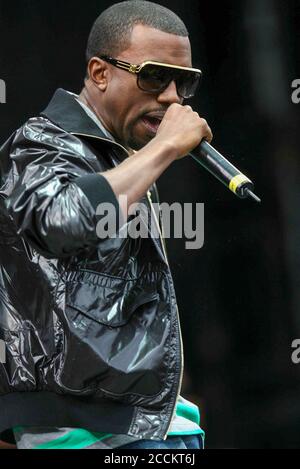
[206, 127, 213, 143]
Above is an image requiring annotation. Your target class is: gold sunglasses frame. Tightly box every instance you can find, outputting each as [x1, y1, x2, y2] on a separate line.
[100, 55, 202, 97]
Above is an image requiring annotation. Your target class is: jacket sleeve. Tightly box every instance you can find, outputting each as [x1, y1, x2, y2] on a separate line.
[4, 118, 121, 259]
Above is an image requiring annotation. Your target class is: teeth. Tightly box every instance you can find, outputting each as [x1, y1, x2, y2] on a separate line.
[145, 114, 164, 122]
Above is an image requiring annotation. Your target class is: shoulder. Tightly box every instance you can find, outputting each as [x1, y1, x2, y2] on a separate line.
[14, 116, 80, 151]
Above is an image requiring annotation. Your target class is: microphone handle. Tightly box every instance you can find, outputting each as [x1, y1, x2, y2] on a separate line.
[190, 140, 261, 203]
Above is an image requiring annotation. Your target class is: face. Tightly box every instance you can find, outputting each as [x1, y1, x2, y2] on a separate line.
[86, 24, 193, 150]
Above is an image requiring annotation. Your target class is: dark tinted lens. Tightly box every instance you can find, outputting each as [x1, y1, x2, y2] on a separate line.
[175, 70, 201, 99]
[138, 64, 172, 92]
[138, 64, 201, 98]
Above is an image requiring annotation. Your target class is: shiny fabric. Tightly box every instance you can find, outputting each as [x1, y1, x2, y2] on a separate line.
[0, 89, 183, 440]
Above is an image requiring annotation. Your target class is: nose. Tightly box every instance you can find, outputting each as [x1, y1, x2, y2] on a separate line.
[156, 80, 183, 105]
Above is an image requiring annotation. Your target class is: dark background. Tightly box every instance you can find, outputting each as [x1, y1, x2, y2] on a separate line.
[0, 0, 300, 448]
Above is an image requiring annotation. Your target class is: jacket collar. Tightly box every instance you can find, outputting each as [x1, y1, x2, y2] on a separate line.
[40, 88, 111, 139]
[40, 88, 129, 160]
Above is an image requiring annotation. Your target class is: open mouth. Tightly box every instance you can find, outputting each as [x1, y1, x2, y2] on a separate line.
[141, 115, 162, 134]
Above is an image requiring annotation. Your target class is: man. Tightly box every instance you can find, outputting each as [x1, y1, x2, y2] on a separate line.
[0, 1, 212, 449]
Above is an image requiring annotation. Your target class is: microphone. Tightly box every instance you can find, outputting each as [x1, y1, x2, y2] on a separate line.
[190, 140, 261, 203]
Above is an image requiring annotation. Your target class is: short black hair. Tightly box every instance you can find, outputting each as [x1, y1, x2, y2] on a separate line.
[86, 1, 189, 62]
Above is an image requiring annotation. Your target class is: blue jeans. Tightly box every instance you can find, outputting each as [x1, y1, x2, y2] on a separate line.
[118, 434, 203, 449]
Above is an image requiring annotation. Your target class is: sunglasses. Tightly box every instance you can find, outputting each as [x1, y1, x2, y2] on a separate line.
[100, 55, 202, 99]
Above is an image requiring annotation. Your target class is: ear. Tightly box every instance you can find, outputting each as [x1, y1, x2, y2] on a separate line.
[87, 57, 108, 91]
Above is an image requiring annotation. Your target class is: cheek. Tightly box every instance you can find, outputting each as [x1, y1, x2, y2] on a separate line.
[105, 74, 156, 144]
[108, 78, 138, 124]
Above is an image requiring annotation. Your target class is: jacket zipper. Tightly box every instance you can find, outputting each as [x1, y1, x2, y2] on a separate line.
[72, 131, 184, 440]
[147, 190, 184, 440]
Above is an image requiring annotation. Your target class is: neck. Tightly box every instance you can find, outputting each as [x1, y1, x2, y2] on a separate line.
[78, 82, 133, 154]
[78, 86, 104, 124]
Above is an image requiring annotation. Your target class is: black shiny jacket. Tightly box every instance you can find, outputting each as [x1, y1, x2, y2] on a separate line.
[0, 89, 183, 440]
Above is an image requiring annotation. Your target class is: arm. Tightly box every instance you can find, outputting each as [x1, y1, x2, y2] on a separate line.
[101, 103, 212, 217]
[4, 120, 119, 259]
